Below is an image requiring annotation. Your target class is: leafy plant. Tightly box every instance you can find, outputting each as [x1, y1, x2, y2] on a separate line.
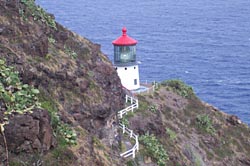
[139, 133, 168, 166]
[64, 45, 78, 59]
[196, 114, 215, 135]
[162, 80, 194, 98]
[20, 0, 57, 30]
[58, 124, 77, 145]
[149, 105, 157, 113]
[0, 59, 41, 116]
[165, 128, 177, 141]
[48, 36, 56, 44]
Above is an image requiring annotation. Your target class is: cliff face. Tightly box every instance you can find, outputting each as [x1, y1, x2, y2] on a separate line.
[0, 1, 124, 165]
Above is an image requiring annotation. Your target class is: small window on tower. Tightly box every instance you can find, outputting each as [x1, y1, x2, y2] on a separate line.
[134, 79, 137, 85]
[125, 67, 127, 70]
[134, 67, 136, 69]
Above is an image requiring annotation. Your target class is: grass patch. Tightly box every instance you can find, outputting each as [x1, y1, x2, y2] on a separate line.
[213, 138, 234, 159]
[43, 145, 76, 166]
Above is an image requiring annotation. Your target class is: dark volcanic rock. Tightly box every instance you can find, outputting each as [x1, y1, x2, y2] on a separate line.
[0, 109, 55, 153]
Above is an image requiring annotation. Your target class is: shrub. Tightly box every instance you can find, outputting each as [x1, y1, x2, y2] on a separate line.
[149, 105, 157, 113]
[64, 45, 78, 59]
[121, 117, 129, 126]
[58, 124, 77, 145]
[139, 133, 168, 166]
[196, 114, 215, 135]
[161, 80, 194, 98]
[165, 128, 177, 141]
[48, 36, 56, 44]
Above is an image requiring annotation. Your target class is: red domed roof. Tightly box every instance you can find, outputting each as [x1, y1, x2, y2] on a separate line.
[112, 27, 137, 46]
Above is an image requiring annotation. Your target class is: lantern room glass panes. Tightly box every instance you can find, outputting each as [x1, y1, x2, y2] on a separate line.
[114, 45, 136, 64]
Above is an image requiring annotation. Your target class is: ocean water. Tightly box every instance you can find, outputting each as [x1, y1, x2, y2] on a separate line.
[36, 0, 250, 124]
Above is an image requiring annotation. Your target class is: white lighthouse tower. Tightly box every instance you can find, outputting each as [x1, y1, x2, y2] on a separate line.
[112, 27, 140, 90]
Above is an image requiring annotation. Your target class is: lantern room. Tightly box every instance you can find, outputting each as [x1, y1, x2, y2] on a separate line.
[112, 27, 140, 90]
[114, 45, 136, 64]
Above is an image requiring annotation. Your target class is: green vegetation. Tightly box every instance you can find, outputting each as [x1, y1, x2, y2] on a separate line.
[48, 36, 56, 44]
[45, 145, 76, 166]
[40, 95, 77, 146]
[0, 59, 40, 118]
[137, 95, 149, 112]
[0, 59, 41, 166]
[126, 160, 139, 166]
[161, 80, 195, 98]
[64, 45, 78, 59]
[20, 0, 57, 30]
[120, 110, 135, 126]
[0, 59, 76, 147]
[121, 117, 129, 126]
[165, 128, 177, 141]
[196, 114, 215, 135]
[58, 124, 77, 145]
[140, 133, 168, 166]
[149, 105, 157, 113]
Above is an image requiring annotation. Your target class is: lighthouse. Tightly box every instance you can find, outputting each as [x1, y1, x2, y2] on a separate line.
[112, 27, 140, 90]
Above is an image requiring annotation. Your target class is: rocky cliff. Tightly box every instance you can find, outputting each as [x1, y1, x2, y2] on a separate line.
[0, 1, 124, 165]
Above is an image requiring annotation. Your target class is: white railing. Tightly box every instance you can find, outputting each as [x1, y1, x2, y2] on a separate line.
[118, 94, 139, 158]
[119, 123, 139, 158]
[125, 94, 137, 104]
[118, 95, 138, 119]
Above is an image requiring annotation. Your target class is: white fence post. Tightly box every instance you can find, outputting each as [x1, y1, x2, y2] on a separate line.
[133, 149, 135, 158]
[136, 135, 139, 152]
[120, 112, 123, 119]
[122, 124, 125, 133]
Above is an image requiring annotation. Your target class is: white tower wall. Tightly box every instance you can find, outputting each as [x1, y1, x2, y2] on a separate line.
[116, 64, 140, 90]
